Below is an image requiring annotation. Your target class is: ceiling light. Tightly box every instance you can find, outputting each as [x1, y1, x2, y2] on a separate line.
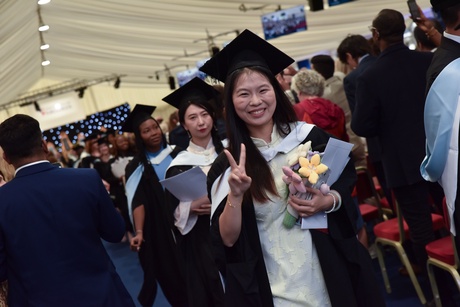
[41, 59, 50, 66]
[76, 87, 87, 98]
[40, 43, 50, 50]
[38, 24, 49, 32]
[38, 0, 51, 4]
[114, 77, 121, 89]
[34, 101, 41, 112]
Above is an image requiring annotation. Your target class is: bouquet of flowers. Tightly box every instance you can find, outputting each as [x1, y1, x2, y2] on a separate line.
[282, 141, 331, 228]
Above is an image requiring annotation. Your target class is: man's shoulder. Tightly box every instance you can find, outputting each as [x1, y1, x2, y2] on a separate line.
[56, 167, 100, 181]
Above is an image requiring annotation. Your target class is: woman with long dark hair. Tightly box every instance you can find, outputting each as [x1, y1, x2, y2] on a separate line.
[200, 29, 385, 307]
[162, 77, 225, 307]
[123, 105, 187, 307]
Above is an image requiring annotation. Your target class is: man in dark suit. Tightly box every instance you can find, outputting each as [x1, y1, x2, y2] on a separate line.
[0, 114, 134, 306]
[337, 34, 377, 114]
[337, 34, 393, 210]
[351, 9, 436, 274]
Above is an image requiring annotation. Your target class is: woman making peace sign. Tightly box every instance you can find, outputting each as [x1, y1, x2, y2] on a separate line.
[201, 30, 384, 307]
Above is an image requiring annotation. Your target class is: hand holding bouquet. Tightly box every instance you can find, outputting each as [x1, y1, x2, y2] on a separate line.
[282, 141, 331, 228]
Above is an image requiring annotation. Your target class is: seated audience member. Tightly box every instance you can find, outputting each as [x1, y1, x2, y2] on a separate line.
[291, 69, 348, 141]
[0, 114, 134, 306]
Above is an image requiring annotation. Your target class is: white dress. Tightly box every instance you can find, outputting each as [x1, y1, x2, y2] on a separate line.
[252, 127, 331, 307]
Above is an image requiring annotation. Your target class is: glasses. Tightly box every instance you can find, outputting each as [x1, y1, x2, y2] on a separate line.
[368, 25, 379, 36]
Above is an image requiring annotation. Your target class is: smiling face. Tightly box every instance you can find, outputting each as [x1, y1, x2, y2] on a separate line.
[232, 69, 276, 140]
[115, 134, 129, 151]
[138, 118, 163, 152]
[182, 104, 213, 145]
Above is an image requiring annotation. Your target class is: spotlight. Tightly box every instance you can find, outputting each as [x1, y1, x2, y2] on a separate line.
[168, 76, 176, 90]
[34, 101, 41, 112]
[38, 0, 51, 4]
[114, 77, 121, 89]
[40, 43, 50, 50]
[38, 24, 49, 32]
[41, 59, 50, 66]
[76, 87, 87, 98]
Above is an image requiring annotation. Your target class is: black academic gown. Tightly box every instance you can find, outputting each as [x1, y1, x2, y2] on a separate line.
[207, 126, 385, 307]
[125, 150, 187, 307]
[166, 163, 225, 307]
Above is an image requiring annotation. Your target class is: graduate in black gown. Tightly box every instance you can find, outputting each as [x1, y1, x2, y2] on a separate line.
[199, 29, 385, 307]
[123, 104, 187, 307]
[162, 77, 225, 307]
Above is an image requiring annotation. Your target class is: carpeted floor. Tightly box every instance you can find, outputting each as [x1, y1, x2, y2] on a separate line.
[104, 239, 459, 307]
[103, 240, 169, 307]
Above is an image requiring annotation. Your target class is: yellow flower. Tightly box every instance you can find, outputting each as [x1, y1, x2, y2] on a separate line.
[298, 154, 328, 184]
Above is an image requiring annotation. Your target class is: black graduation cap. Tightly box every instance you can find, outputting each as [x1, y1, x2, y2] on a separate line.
[431, 0, 459, 10]
[84, 132, 99, 142]
[199, 29, 294, 83]
[162, 77, 219, 109]
[121, 104, 156, 133]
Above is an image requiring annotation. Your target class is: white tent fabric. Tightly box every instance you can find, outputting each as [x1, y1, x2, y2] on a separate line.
[1, 0, 433, 111]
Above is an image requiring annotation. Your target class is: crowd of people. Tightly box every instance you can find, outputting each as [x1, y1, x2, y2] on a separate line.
[0, 0, 459, 306]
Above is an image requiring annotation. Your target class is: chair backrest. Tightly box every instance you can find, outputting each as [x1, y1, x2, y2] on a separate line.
[355, 166, 384, 219]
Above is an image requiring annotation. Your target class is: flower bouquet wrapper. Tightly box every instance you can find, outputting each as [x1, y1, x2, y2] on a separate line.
[283, 169, 330, 228]
[282, 138, 353, 229]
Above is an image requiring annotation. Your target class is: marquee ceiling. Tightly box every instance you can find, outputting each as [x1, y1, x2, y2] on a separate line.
[1, 0, 432, 106]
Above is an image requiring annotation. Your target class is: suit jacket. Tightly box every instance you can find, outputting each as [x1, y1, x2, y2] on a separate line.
[343, 55, 383, 163]
[351, 43, 433, 188]
[0, 162, 133, 306]
[324, 73, 366, 167]
[426, 35, 460, 91]
[343, 55, 376, 114]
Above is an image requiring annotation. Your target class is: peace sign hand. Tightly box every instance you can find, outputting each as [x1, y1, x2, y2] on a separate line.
[224, 144, 252, 198]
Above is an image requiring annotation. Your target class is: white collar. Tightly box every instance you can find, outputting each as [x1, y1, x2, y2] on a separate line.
[15, 160, 50, 176]
[444, 32, 460, 44]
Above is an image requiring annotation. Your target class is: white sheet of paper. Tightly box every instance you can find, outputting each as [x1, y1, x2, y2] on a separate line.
[320, 138, 353, 186]
[300, 212, 328, 229]
[160, 166, 207, 201]
[301, 138, 353, 229]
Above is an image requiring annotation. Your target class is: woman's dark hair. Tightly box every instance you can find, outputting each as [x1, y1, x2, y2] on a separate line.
[178, 98, 224, 154]
[223, 65, 297, 203]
